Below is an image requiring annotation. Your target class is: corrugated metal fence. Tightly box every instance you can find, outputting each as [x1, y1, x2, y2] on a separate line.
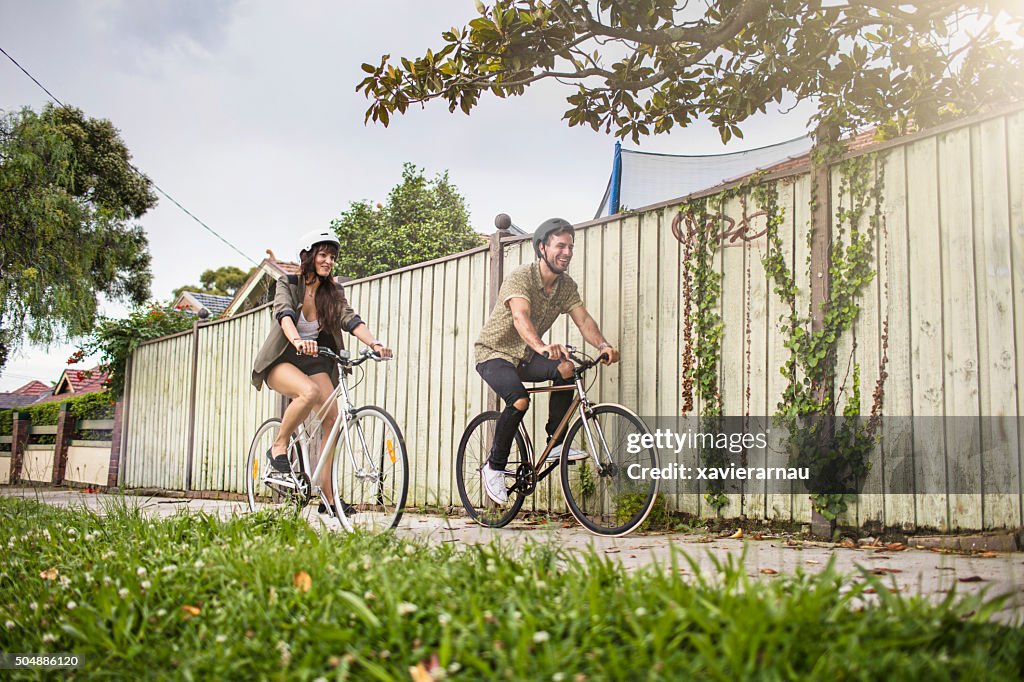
[122, 106, 1024, 530]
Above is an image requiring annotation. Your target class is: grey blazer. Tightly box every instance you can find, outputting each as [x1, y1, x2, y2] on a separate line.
[251, 274, 363, 390]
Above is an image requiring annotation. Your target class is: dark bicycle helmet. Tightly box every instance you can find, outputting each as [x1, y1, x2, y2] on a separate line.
[532, 217, 575, 257]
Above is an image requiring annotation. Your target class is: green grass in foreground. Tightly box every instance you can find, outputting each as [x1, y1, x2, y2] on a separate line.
[0, 498, 1021, 681]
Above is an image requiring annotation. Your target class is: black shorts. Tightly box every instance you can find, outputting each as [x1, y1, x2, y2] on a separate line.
[266, 345, 337, 387]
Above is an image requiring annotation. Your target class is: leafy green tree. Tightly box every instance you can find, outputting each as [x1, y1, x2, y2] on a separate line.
[77, 303, 194, 397]
[172, 265, 254, 300]
[357, 0, 1024, 142]
[0, 104, 156, 371]
[331, 163, 482, 278]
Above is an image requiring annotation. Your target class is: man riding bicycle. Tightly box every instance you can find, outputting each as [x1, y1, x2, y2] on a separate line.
[474, 218, 620, 504]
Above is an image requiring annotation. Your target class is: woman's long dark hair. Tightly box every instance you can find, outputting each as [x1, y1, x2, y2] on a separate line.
[299, 243, 345, 337]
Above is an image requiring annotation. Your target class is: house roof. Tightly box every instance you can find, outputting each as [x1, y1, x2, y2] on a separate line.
[174, 291, 233, 316]
[0, 393, 43, 410]
[224, 251, 301, 316]
[42, 367, 110, 402]
[12, 380, 49, 396]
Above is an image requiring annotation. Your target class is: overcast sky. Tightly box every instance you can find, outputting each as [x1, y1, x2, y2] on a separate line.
[0, 0, 815, 391]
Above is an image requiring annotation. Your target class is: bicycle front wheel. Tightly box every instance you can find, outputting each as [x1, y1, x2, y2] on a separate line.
[559, 404, 659, 536]
[455, 411, 528, 528]
[246, 417, 306, 513]
[332, 406, 408, 532]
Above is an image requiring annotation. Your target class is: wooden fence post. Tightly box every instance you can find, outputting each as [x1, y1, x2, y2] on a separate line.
[10, 412, 29, 484]
[107, 400, 125, 488]
[185, 320, 200, 491]
[809, 152, 834, 538]
[51, 403, 75, 484]
[486, 227, 508, 412]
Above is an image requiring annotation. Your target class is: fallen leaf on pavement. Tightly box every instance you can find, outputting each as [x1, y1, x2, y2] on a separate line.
[751, 534, 764, 541]
[869, 567, 903, 575]
[293, 571, 312, 593]
[805, 560, 820, 565]
[840, 538, 857, 549]
[957, 576, 986, 583]
[604, 548, 620, 554]
[976, 551, 999, 558]
[727, 528, 743, 539]
[759, 568, 778, 575]
[697, 536, 714, 543]
[885, 543, 907, 551]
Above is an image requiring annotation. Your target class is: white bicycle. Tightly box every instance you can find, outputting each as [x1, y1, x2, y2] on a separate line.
[246, 347, 408, 531]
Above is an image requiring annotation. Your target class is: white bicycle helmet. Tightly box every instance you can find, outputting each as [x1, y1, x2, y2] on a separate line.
[296, 229, 340, 259]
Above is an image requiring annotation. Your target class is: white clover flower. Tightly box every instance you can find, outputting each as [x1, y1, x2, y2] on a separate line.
[156, 609, 167, 617]
[404, 545, 416, 556]
[512, 610, 522, 621]
[67, 528, 77, 537]
[362, 557, 373, 571]
[66, 601, 77, 610]
[215, 634, 227, 644]
[552, 674, 566, 682]
[438, 613, 451, 627]
[536, 580, 547, 590]
[162, 565, 178, 574]
[533, 630, 550, 644]
[136, 567, 147, 577]
[363, 591, 376, 601]
[397, 602, 418, 616]
[4, 620, 14, 630]
[103, 576, 112, 586]
[118, 588, 129, 599]
[28, 602, 38, 611]
[634, 607, 647, 617]
[193, 559, 205, 570]
[514, 575, 525, 584]
[41, 529, 51, 540]
[448, 662, 462, 673]
[41, 633, 57, 643]
[8, 538, 15, 549]
[59, 576, 71, 587]
[313, 678, 328, 682]
[140, 580, 151, 591]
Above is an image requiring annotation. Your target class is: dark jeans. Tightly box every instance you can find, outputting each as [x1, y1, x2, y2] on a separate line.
[476, 356, 574, 469]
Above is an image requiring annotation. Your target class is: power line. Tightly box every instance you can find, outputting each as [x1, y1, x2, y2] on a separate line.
[0, 45, 259, 266]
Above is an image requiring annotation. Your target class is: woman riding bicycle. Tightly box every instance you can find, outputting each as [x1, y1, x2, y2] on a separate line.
[251, 229, 393, 516]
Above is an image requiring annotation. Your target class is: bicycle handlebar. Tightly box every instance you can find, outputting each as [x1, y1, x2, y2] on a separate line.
[565, 344, 610, 373]
[305, 346, 388, 367]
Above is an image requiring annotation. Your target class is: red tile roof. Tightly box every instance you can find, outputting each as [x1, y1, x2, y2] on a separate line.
[38, 367, 111, 402]
[760, 129, 880, 175]
[12, 380, 49, 396]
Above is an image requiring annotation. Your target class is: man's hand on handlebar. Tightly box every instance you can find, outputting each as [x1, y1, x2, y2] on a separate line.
[598, 345, 620, 365]
[538, 343, 569, 362]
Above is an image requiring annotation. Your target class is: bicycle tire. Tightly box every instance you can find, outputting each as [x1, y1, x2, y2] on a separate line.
[246, 417, 306, 512]
[559, 404, 659, 536]
[331, 406, 409, 532]
[456, 410, 529, 528]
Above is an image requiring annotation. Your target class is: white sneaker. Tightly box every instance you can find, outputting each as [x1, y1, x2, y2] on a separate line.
[546, 444, 588, 463]
[481, 463, 508, 505]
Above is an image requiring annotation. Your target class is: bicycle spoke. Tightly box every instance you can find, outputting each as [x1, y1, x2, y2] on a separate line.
[560, 406, 658, 536]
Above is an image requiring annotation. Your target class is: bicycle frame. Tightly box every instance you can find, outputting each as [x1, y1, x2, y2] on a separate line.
[513, 357, 613, 483]
[274, 352, 384, 504]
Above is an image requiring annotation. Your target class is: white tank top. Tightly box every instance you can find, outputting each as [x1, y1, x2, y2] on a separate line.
[296, 310, 320, 340]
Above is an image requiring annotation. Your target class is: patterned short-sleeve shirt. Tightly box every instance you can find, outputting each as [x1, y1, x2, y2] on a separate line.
[474, 262, 584, 365]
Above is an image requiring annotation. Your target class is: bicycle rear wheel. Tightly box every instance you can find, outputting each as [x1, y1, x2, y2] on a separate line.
[559, 405, 658, 536]
[456, 411, 528, 528]
[246, 418, 307, 512]
[331, 406, 408, 532]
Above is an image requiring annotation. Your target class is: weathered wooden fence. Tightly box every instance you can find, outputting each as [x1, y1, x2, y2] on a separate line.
[120, 105, 1024, 531]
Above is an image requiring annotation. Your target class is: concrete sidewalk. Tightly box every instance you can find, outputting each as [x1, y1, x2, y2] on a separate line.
[3, 486, 1023, 624]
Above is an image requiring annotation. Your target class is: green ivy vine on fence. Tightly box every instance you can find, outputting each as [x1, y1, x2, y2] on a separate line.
[756, 152, 889, 522]
[677, 196, 728, 512]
